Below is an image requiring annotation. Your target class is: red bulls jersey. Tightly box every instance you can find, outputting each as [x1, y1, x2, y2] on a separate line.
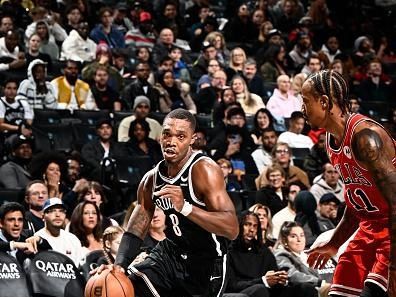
[326, 113, 396, 223]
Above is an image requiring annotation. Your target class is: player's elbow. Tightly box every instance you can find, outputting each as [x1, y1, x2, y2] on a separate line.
[227, 219, 239, 240]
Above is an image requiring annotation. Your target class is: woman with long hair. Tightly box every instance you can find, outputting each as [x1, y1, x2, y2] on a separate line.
[225, 47, 247, 82]
[260, 44, 288, 82]
[155, 70, 196, 114]
[251, 108, 275, 144]
[230, 75, 265, 116]
[69, 201, 103, 255]
[249, 203, 276, 247]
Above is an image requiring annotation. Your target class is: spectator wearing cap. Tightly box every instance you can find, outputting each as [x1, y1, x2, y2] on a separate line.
[90, 7, 125, 49]
[82, 42, 124, 92]
[0, 135, 33, 189]
[89, 65, 121, 111]
[81, 118, 125, 181]
[61, 21, 97, 63]
[118, 95, 162, 142]
[287, 31, 316, 73]
[51, 60, 95, 110]
[113, 2, 131, 35]
[266, 75, 301, 119]
[191, 41, 217, 80]
[35, 198, 85, 266]
[0, 30, 26, 76]
[0, 79, 33, 142]
[310, 163, 344, 204]
[0, 202, 51, 264]
[316, 193, 340, 231]
[152, 28, 175, 66]
[121, 61, 160, 111]
[255, 28, 284, 63]
[125, 11, 156, 51]
[16, 59, 57, 110]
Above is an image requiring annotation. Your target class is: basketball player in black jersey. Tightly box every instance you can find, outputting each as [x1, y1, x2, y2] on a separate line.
[109, 109, 239, 297]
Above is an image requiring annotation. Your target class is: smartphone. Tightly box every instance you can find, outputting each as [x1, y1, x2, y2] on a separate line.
[278, 266, 290, 272]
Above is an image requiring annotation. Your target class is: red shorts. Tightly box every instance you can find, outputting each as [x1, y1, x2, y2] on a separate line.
[330, 221, 389, 297]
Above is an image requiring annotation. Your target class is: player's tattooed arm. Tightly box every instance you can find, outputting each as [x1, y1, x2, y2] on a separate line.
[124, 170, 156, 239]
[352, 127, 396, 264]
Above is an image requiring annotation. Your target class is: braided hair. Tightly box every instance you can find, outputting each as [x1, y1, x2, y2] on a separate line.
[102, 226, 124, 264]
[306, 70, 350, 115]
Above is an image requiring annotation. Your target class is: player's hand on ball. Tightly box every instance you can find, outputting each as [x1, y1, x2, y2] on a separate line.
[154, 185, 185, 212]
[89, 264, 125, 276]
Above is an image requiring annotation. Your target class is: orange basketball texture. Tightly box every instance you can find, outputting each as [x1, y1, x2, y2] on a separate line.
[85, 268, 135, 297]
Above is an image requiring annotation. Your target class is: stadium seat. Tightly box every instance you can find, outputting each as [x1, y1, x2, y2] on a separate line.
[24, 250, 86, 297]
[0, 189, 25, 206]
[148, 112, 166, 124]
[32, 123, 74, 152]
[291, 147, 311, 169]
[73, 110, 111, 125]
[33, 109, 72, 125]
[0, 252, 31, 297]
[72, 123, 97, 151]
[196, 114, 213, 129]
[114, 156, 153, 189]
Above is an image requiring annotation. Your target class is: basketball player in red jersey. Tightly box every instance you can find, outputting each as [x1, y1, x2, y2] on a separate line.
[301, 70, 396, 297]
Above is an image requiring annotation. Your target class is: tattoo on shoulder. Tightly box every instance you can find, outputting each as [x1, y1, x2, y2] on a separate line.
[352, 128, 383, 163]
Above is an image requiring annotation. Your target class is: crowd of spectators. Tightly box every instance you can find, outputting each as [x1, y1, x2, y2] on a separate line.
[0, 0, 396, 296]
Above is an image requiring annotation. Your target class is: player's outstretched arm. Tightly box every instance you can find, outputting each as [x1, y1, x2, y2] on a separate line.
[114, 171, 156, 271]
[351, 125, 396, 296]
[188, 158, 239, 240]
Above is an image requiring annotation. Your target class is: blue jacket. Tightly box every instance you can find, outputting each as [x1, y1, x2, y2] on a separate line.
[90, 25, 125, 48]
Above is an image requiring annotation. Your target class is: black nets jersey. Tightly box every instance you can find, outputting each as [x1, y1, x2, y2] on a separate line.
[151, 151, 229, 259]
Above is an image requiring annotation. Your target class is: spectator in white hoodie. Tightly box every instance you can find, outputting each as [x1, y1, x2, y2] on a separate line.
[61, 21, 96, 63]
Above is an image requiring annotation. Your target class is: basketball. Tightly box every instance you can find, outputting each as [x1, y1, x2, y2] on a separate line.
[85, 268, 135, 297]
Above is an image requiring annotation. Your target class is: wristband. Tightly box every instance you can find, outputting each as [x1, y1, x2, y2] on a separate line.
[180, 201, 193, 216]
[114, 232, 143, 271]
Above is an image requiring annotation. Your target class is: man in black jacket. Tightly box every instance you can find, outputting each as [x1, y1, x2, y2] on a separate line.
[0, 202, 50, 265]
[81, 118, 125, 182]
[121, 62, 160, 111]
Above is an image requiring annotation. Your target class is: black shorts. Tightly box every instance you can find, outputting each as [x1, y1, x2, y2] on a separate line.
[127, 239, 228, 297]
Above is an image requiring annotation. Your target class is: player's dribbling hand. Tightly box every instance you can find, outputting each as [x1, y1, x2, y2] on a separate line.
[153, 185, 184, 212]
[89, 264, 125, 276]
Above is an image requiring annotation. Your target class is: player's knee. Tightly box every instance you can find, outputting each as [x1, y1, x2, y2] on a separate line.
[360, 282, 387, 297]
